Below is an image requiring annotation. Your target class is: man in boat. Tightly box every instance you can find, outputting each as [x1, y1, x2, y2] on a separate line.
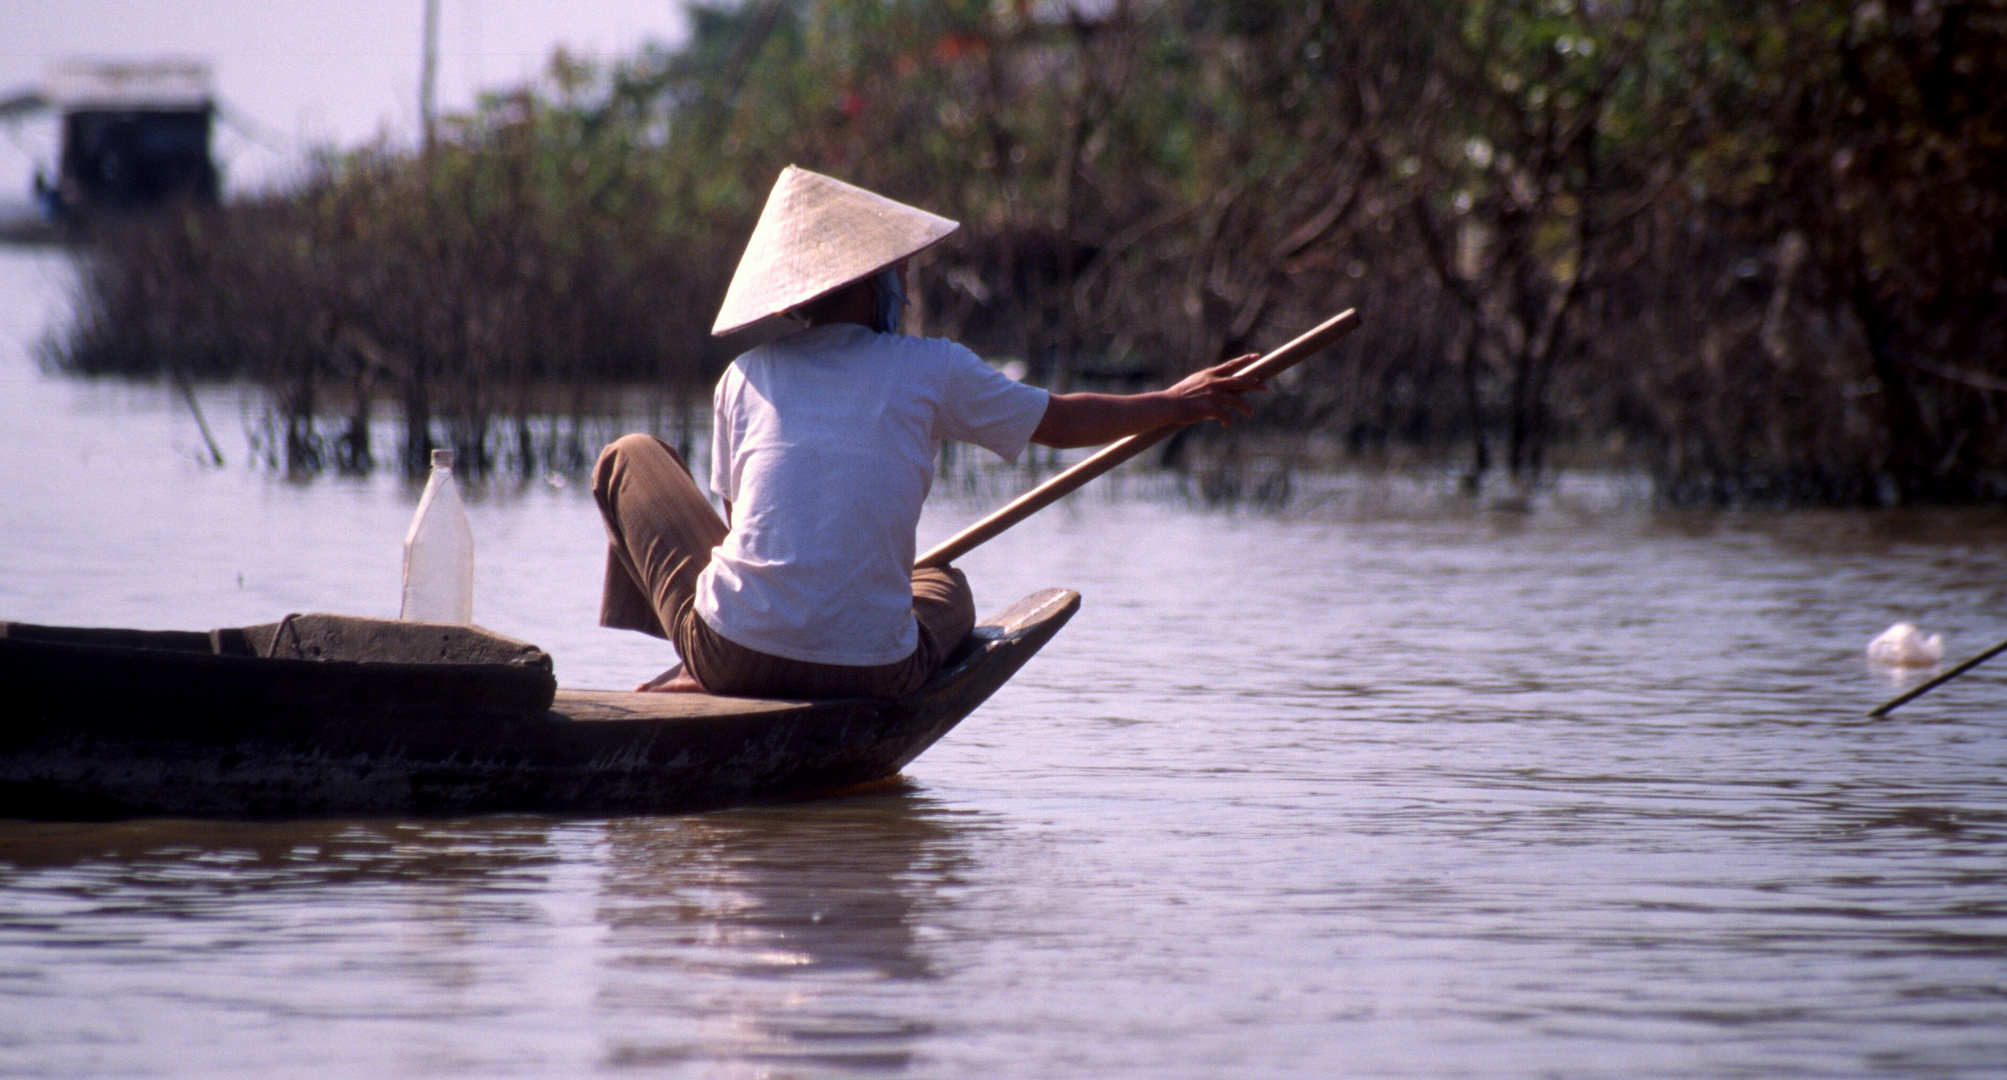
[592, 165, 1263, 698]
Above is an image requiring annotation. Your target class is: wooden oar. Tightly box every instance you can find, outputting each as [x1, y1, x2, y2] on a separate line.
[917, 308, 1360, 569]
[1869, 631, 2007, 717]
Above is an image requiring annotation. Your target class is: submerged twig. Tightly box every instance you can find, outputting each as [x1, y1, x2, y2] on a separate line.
[171, 367, 225, 466]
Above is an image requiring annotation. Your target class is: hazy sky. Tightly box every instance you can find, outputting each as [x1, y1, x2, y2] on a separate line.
[0, 0, 690, 199]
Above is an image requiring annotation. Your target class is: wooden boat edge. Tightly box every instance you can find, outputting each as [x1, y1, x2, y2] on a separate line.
[0, 588, 1081, 818]
[548, 586, 1081, 722]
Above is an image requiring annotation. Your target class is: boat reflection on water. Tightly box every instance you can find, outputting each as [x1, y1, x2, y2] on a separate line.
[0, 814, 571, 1037]
[0, 788, 985, 1075]
[593, 782, 980, 1074]
[0, 815, 563, 891]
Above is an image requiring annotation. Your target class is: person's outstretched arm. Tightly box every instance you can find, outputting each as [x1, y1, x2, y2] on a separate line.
[1030, 355, 1267, 449]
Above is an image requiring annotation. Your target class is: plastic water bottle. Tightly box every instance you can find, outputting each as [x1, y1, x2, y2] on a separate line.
[401, 448, 474, 624]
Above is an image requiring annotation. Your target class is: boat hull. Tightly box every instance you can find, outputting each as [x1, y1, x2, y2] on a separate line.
[0, 589, 1078, 818]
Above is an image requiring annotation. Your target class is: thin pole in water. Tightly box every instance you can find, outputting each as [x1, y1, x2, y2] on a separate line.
[420, 0, 440, 160]
[1869, 632, 2007, 717]
[167, 363, 223, 466]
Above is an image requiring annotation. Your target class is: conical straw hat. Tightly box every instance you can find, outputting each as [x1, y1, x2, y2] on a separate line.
[712, 166, 960, 336]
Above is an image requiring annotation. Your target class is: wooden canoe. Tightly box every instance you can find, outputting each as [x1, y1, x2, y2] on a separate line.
[0, 588, 1078, 818]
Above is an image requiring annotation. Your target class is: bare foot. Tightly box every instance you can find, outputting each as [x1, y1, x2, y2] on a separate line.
[636, 664, 707, 693]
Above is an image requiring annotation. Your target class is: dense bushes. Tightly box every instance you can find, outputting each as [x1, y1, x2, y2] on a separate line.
[49, 0, 2007, 503]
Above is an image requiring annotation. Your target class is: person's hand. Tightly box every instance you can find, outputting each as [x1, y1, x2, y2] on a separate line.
[1032, 355, 1272, 448]
[1162, 355, 1268, 427]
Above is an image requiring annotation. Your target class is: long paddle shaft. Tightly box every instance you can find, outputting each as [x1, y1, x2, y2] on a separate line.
[1869, 631, 2007, 717]
[917, 308, 1360, 569]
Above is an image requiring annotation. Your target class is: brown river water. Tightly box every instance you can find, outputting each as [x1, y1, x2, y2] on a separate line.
[2, 249, 2004, 1077]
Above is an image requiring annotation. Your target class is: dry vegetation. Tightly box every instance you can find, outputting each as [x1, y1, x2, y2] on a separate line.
[48, 0, 2007, 504]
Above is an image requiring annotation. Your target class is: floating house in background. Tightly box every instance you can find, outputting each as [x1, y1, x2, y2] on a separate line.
[0, 60, 218, 221]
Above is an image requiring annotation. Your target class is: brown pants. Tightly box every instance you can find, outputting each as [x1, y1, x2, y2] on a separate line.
[592, 434, 975, 699]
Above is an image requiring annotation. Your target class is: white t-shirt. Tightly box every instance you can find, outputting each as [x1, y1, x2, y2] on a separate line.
[695, 324, 1050, 666]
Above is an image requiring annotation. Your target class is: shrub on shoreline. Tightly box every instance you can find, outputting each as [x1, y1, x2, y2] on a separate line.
[46, 0, 2007, 505]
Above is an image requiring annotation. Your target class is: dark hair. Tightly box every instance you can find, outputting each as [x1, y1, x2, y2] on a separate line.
[789, 277, 874, 325]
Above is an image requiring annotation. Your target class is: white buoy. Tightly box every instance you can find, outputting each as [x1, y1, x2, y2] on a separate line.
[1866, 622, 1944, 667]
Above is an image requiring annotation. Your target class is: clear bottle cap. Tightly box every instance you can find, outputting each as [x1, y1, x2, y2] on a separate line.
[431, 448, 454, 469]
